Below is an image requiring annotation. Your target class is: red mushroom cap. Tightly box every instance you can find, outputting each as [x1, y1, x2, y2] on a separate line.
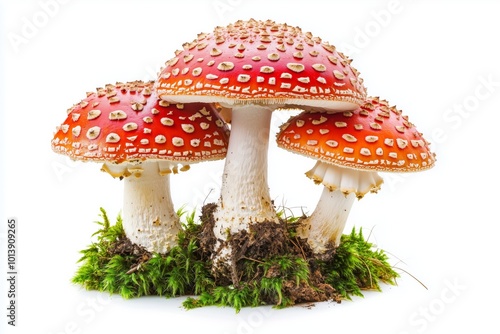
[51, 80, 230, 166]
[276, 97, 436, 172]
[156, 19, 366, 110]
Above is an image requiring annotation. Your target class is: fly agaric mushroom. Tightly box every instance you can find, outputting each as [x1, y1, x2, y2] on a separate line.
[51, 80, 229, 253]
[155, 19, 367, 261]
[276, 97, 436, 255]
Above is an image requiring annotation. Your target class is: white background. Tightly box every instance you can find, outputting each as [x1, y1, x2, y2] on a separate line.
[1, 0, 499, 333]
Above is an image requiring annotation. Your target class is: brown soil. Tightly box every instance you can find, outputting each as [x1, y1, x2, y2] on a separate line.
[107, 236, 151, 274]
[199, 203, 341, 304]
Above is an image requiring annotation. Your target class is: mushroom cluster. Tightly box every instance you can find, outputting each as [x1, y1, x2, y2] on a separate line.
[52, 19, 436, 286]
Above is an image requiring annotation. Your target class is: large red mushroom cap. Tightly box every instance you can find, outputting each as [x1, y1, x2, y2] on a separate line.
[277, 97, 436, 173]
[51, 80, 230, 176]
[155, 19, 366, 110]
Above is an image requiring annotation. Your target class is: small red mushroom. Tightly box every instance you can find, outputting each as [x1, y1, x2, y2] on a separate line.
[277, 97, 436, 254]
[52, 80, 229, 253]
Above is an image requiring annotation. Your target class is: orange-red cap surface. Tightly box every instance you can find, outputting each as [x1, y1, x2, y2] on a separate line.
[51, 81, 229, 164]
[277, 97, 436, 172]
[156, 19, 366, 110]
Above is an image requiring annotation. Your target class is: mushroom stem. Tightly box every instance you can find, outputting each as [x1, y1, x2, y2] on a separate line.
[298, 161, 383, 254]
[121, 161, 182, 254]
[298, 188, 356, 253]
[213, 105, 278, 238]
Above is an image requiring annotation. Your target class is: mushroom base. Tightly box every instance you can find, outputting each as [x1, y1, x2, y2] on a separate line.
[73, 207, 400, 311]
[200, 203, 289, 286]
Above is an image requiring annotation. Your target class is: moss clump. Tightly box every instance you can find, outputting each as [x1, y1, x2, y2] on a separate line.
[72, 207, 399, 312]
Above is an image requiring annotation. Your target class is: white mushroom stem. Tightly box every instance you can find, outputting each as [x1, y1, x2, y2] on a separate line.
[213, 105, 278, 240]
[298, 161, 383, 253]
[299, 188, 355, 253]
[104, 160, 182, 254]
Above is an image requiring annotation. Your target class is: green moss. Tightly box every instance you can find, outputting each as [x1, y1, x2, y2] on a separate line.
[72, 208, 399, 311]
[321, 227, 399, 299]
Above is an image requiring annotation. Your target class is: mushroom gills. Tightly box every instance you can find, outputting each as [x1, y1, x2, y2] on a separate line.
[305, 161, 383, 199]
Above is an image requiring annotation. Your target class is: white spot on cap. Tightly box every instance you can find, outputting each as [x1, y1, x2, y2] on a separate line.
[172, 137, 184, 147]
[87, 110, 101, 120]
[342, 134, 357, 142]
[210, 48, 222, 56]
[199, 107, 210, 116]
[360, 148, 371, 156]
[217, 62, 235, 71]
[106, 133, 120, 143]
[237, 74, 251, 83]
[86, 126, 100, 140]
[333, 70, 345, 80]
[326, 140, 338, 148]
[287, 63, 305, 73]
[123, 122, 138, 131]
[312, 64, 326, 72]
[316, 77, 327, 84]
[72, 126, 81, 137]
[268, 53, 280, 61]
[395, 125, 405, 133]
[192, 67, 202, 76]
[312, 116, 327, 125]
[307, 140, 318, 146]
[411, 140, 424, 147]
[182, 124, 195, 133]
[260, 66, 274, 73]
[161, 118, 174, 126]
[155, 135, 167, 144]
[343, 147, 354, 153]
[396, 138, 408, 149]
